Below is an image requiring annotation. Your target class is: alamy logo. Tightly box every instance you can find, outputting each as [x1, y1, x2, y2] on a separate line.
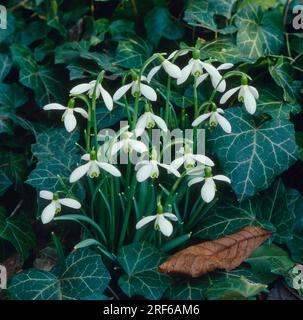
[292, 264, 303, 290]
[0, 265, 7, 290]
[0, 5, 7, 30]
[293, 5, 303, 30]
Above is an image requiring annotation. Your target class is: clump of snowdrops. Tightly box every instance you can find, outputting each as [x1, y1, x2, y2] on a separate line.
[39, 40, 259, 258]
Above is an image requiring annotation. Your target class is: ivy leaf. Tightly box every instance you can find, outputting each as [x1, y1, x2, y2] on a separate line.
[184, 0, 237, 33]
[0, 207, 36, 260]
[117, 242, 172, 300]
[10, 44, 65, 107]
[209, 107, 297, 201]
[269, 57, 299, 102]
[144, 6, 184, 47]
[26, 128, 83, 197]
[115, 36, 153, 69]
[166, 278, 207, 300]
[195, 179, 295, 244]
[0, 54, 12, 81]
[8, 249, 110, 300]
[0, 171, 12, 196]
[59, 249, 111, 300]
[200, 40, 254, 64]
[0, 83, 28, 109]
[96, 103, 126, 129]
[235, 4, 284, 60]
[256, 87, 301, 119]
[109, 19, 135, 41]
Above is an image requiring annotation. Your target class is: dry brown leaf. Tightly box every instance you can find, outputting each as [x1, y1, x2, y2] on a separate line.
[158, 226, 271, 278]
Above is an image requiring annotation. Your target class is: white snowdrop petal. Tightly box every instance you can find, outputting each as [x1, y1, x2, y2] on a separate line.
[111, 140, 124, 156]
[59, 198, 81, 209]
[140, 83, 157, 101]
[220, 86, 240, 104]
[158, 163, 181, 177]
[135, 114, 148, 137]
[147, 65, 162, 83]
[70, 83, 91, 95]
[188, 177, 204, 187]
[202, 63, 224, 91]
[192, 154, 214, 167]
[162, 60, 182, 79]
[128, 139, 148, 154]
[215, 113, 232, 133]
[243, 86, 256, 114]
[196, 73, 208, 87]
[163, 213, 178, 221]
[248, 86, 259, 99]
[192, 113, 211, 126]
[177, 63, 193, 85]
[136, 215, 156, 229]
[39, 190, 53, 200]
[41, 201, 56, 224]
[158, 215, 173, 237]
[69, 162, 91, 183]
[136, 164, 154, 182]
[217, 63, 234, 70]
[43, 103, 66, 111]
[100, 85, 113, 111]
[113, 83, 133, 101]
[81, 153, 90, 161]
[97, 162, 121, 177]
[74, 107, 88, 119]
[135, 160, 149, 171]
[213, 175, 231, 183]
[150, 114, 168, 132]
[64, 111, 77, 132]
[201, 178, 216, 203]
[171, 156, 185, 169]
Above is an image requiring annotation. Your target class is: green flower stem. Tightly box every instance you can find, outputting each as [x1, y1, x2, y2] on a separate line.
[118, 175, 137, 248]
[131, 94, 140, 130]
[193, 77, 199, 118]
[110, 176, 116, 249]
[164, 172, 186, 214]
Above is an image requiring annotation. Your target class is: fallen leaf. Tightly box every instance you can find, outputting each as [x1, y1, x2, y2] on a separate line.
[2, 252, 23, 279]
[158, 226, 271, 277]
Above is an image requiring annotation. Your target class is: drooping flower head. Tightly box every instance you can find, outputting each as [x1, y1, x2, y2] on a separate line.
[188, 167, 231, 203]
[39, 191, 81, 224]
[192, 103, 232, 133]
[220, 75, 259, 114]
[113, 71, 157, 102]
[43, 99, 88, 132]
[70, 75, 113, 111]
[177, 50, 231, 92]
[171, 144, 215, 170]
[69, 150, 121, 183]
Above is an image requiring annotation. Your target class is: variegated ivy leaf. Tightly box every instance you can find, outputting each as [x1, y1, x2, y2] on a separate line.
[0, 54, 12, 81]
[117, 242, 172, 300]
[256, 87, 301, 119]
[209, 107, 297, 201]
[0, 171, 12, 196]
[26, 128, 84, 198]
[235, 4, 284, 60]
[8, 249, 110, 300]
[269, 57, 300, 102]
[195, 179, 295, 244]
[184, 0, 237, 33]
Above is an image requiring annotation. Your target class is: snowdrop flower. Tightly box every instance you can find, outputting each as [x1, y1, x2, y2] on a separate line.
[70, 79, 113, 111]
[171, 145, 214, 170]
[220, 76, 259, 114]
[111, 131, 148, 156]
[177, 50, 229, 92]
[70, 151, 121, 183]
[135, 111, 168, 137]
[113, 74, 157, 102]
[147, 55, 182, 82]
[135, 149, 180, 182]
[39, 190, 81, 224]
[136, 212, 178, 237]
[192, 105, 232, 133]
[188, 167, 231, 203]
[43, 100, 88, 133]
[195, 63, 233, 88]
